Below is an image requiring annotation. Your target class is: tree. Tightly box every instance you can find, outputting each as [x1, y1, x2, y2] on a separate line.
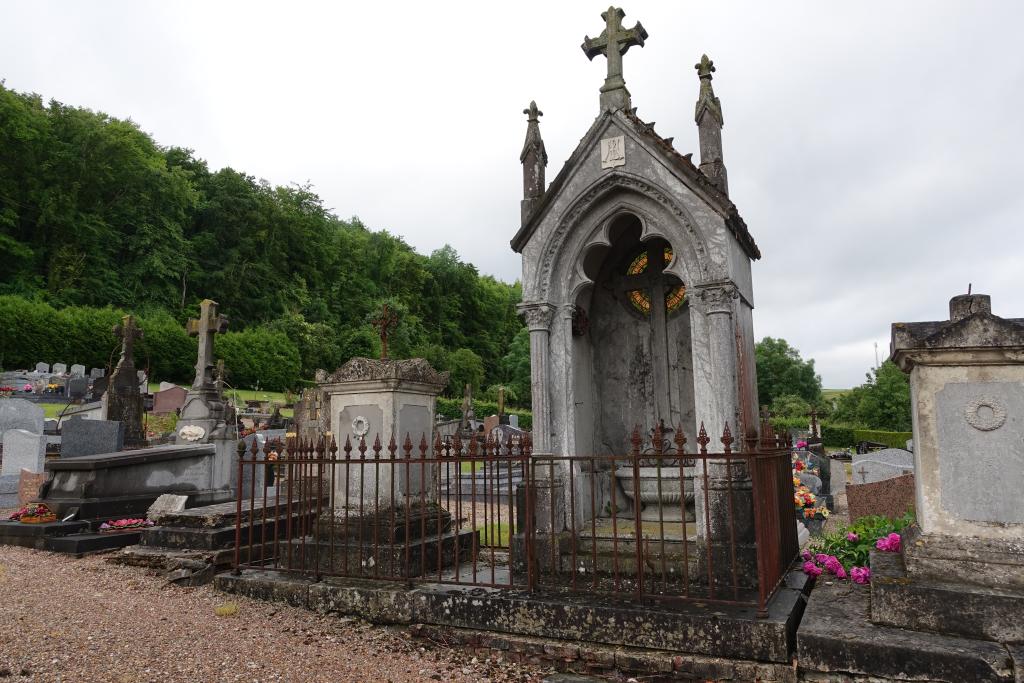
[755, 337, 822, 407]
[831, 361, 911, 431]
[446, 348, 485, 398]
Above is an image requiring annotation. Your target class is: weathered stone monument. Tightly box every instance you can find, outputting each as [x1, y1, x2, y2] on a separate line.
[511, 7, 765, 585]
[176, 299, 231, 444]
[877, 292, 1024, 639]
[101, 314, 145, 448]
[0, 400, 46, 507]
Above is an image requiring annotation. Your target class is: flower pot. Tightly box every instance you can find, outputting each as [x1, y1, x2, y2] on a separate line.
[19, 515, 56, 524]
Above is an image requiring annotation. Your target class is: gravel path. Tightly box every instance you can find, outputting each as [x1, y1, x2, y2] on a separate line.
[0, 546, 545, 683]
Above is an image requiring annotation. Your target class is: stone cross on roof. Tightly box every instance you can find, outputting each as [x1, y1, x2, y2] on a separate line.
[371, 303, 399, 360]
[186, 299, 229, 390]
[581, 6, 648, 111]
[113, 314, 143, 366]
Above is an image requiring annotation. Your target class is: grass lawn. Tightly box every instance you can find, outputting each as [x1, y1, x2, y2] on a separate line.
[822, 388, 852, 402]
[476, 521, 512, 548]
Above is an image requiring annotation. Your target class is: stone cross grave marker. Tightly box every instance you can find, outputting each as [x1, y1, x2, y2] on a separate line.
[186, 299, 229, 390]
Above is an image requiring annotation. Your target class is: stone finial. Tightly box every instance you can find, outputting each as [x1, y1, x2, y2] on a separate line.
[949, 294, 992, 322]
[582, 6, 648, 111]
[694, 53, 728, 195]
[520, 101, 548, 224]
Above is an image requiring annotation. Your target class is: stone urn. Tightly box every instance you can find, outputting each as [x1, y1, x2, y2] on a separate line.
[614, 466, 695, 522]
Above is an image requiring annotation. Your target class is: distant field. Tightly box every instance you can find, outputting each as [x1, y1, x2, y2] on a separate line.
[822, 388, 851, 401]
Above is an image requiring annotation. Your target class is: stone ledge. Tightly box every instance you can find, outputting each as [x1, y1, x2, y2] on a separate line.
[798, 578, 1015, 682]
[216, 568, 806, 663]
[871, 550, 1024, 643]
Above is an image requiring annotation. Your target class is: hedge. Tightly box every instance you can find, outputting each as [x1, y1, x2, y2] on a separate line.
[436, 397, 532, 431]
[822, 425, 856, 448]
[852, 429, 913, 449]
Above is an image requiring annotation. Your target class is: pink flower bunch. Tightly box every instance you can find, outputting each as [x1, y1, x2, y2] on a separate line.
[802, 552, 849, 580]
[796, 441, 808, 449]
[850, 566, 871, 584]
[875, 532, 901, 553]
[100, 518, 155, 530]
[846, 532, 859, 542]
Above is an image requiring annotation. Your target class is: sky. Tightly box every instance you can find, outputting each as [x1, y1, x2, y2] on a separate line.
[2, 1, 1022, 388]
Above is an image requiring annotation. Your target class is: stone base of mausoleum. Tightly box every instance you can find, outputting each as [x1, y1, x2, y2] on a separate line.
[215, 568, 809, 667]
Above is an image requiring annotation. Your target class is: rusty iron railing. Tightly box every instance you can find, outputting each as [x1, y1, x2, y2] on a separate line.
[232, 421, 795, 615]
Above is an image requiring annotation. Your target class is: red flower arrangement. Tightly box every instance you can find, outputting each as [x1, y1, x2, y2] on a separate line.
[8, 502, 57, 524]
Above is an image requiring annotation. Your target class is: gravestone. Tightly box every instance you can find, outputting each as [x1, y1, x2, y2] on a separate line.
[70, 364, 86, 377]
[147, 493, 189, 523]
[52, 363, 67, 375]
[102, 315, 145, 448]
[797, 471, 822, 494]
[89, 368, 105, 380]
[0, 429, 47, 477]
[0, 399, 45, 438]
[91, 375, 109, 399]
[851, 449, 913, 485]
[61, 418, 125, 458]
[35, 362, 50, 374]
[846, 473, 915, 522]
[67, 377, 89, 400]
[158, 381, 177, 392]
[152, 386, 187, 415]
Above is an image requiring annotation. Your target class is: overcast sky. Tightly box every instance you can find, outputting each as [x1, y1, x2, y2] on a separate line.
[3, 1, 1022, 388]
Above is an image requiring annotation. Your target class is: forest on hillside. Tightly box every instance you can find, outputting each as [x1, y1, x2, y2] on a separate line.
[0, 83, 529, 398]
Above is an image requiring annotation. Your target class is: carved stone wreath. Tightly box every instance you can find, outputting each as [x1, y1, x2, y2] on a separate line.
[351, 415, 370, 437]
[178, 424, 206, 442]
[964, 396, 1007, 432]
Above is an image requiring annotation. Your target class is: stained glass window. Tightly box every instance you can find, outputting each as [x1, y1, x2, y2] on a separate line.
[626, 247, 686, 315]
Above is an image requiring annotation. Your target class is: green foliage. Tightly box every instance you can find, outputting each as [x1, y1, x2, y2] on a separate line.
[137, 311, 196, 383]
[435, 397, 532, 430]
[755, 337, 822, 407]
[0, 83, 525, 389]
[821, 424, 856, 448]
[831, 361, 911, 431]
[499, 327, 531, 409]
[215, 328, 301, 392]
[769, 393, 812, 420]
[852, 429, 913, 449]
[445, 348, 485, 397]
[810, 512, 915, 569]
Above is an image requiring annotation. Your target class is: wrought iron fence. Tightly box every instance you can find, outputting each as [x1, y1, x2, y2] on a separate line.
[233, 421, 795, 615]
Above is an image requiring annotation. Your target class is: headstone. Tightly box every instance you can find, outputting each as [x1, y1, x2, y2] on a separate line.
[67, 376, 89, 399]
[158, 381, 178, 392]
[483, 414, 500, 436]
[846, 473, 916, 523]
[0, 399, 45, 438]
[0, 429, 47, 477]
[102, 315, 146, 448]
[61, 418, 124, 458]
[70, 364, 86, 377]
[17, 470, 48, 506]
[851, 449, 913, 485]
[147, 493, 189, 523]
[905, 439, 913, 453]
[91, 375, 109, 398]
[797, 471, 822, 494]
[89, 367, 105, 380]
[509, 414, 519, 429]
[152, 386, 187, 415]
[35, 362, 50, 374]
[44, 419, 59, 433]
[52, 363, 67, 375]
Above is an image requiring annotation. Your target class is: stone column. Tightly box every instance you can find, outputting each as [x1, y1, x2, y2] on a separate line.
[518, 302, 556, 454]
[694, 282, 757, 589]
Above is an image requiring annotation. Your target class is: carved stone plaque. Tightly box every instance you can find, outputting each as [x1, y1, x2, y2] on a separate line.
[600, 136, 626, 169]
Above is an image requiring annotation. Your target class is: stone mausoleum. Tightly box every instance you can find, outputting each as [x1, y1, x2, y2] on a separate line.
[512, 12, 760, 458]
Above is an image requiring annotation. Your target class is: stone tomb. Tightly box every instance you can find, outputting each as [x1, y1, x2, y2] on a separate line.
[851, 448, 913, 485]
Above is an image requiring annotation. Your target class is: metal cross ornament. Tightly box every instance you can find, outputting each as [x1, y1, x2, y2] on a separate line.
[371, 304, 399, 360]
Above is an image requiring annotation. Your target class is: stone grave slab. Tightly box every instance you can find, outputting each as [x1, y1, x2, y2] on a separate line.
[70, 364, 86, 377]
[61, 418, 124, 458]
[852, 448, 913, 485]
[52, 363, 67, 375]
[67, 377, 89, 399]
[35, 362, 50, 374]
[0, 399, 44, 438]
[147, 493, 189, 523]
[846, 473, 915, 522]
[158, 381, 177, 392]
[1, 429, 47, 477]
[152, 386, 187, 415]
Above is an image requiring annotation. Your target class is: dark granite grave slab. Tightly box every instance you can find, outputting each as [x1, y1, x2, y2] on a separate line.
[797, 577, 1014, 682]
[0, 519, 89, 549]
[44, 530, 142, 554]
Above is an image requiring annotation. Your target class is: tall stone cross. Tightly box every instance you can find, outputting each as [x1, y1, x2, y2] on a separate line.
[371, 303, 399, 360]
[186, 299, 229, 390]
[614, 244, 681, 425]
[113, 314, 143, 367]
[581, 6, 648, 110]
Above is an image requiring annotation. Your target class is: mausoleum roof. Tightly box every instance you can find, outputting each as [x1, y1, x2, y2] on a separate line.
[510, 109, 760, 260]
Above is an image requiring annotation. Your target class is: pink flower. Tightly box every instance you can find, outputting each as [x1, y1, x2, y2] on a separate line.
[802, 561, 823, 577]
[816, 553, 830, 564]
[850, 566, 871, 584]
[801, 549, 812, 561]
[876, 532, 901, 553]
[834, 566, 847, 579]
[846, 532, 859, 542]
[824, 556, 843, 575]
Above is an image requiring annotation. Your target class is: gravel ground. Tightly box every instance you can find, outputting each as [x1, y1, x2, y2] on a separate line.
[0, 546, 546, 683]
